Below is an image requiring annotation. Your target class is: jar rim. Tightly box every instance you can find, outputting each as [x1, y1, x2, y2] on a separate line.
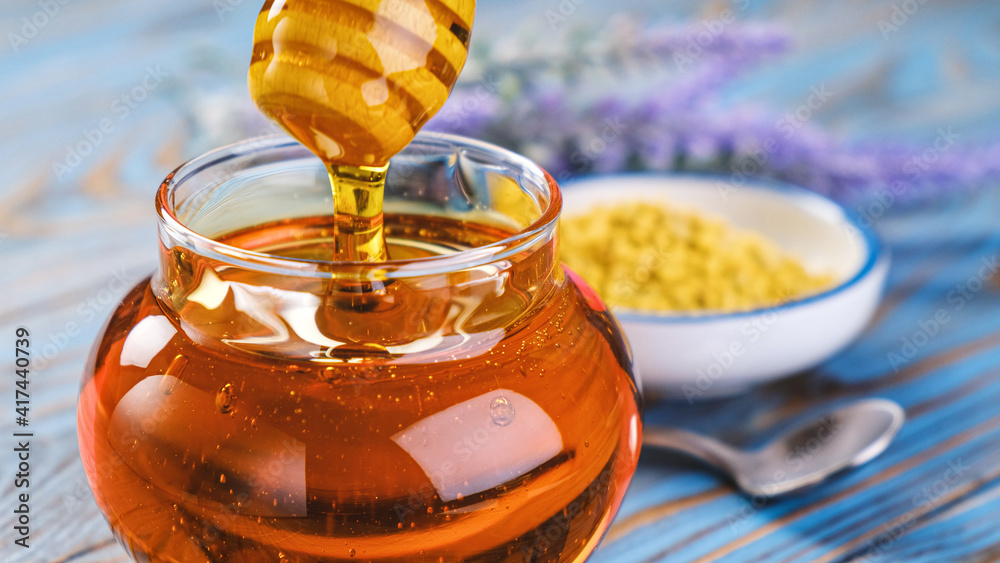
[155, 132, 562, 279]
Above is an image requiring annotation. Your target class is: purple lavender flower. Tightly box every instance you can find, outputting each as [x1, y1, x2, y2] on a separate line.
[427, 20, 999, 205]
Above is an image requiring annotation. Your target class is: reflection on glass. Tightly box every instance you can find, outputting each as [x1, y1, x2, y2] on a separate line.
[393, 389, 562, 502]
[109, 375, 307, 517]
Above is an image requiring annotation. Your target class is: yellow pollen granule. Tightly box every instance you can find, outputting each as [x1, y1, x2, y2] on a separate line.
[559, 202, 835, 313]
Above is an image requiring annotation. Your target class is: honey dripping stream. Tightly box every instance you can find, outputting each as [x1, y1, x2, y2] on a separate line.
[327, 163, 389, 261]
[249, 0, 476, 263]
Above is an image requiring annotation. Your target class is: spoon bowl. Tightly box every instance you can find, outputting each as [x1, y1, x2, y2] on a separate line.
[643, 398, 905, 496]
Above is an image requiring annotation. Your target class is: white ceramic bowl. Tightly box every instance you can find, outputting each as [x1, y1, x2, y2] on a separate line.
[561, 174, 889, 400]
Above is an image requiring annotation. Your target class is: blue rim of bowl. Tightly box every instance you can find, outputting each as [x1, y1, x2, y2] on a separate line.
[560, 172, 887, 324]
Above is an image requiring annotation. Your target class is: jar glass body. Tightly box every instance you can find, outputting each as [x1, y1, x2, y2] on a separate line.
[78, 133, 641, 562]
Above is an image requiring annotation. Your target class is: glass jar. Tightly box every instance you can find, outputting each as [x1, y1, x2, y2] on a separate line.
[78, 133, 641, 562]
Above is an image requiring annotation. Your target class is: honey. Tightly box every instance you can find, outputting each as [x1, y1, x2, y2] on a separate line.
[78, 212, 640, 561]
[249, 0, 475, 261]
[78, 3, 640, 560]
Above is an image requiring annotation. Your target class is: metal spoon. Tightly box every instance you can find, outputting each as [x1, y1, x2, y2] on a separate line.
[642, 398, 905, 497]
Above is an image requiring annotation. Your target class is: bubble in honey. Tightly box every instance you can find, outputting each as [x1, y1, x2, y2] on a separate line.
[158, 376, 179, 396]
[348, 548, 356, 557]
[216, 383, 237, 414]
[319, 366, 338, 384]
[489, 396, 515, 427]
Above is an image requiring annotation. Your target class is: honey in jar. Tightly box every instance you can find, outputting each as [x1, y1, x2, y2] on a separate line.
[77, 135, 642, 561]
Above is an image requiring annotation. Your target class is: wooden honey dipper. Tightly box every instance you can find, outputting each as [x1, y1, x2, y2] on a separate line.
[249, 0, 476, 168]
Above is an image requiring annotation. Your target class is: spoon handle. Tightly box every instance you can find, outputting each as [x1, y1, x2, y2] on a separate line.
[643, 426, 741, 472]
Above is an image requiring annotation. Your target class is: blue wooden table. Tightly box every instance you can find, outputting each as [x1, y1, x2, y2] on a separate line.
[2, 0, 1000, 561]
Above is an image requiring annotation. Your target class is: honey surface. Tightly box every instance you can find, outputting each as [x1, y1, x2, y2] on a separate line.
[78, 214, 640, 561]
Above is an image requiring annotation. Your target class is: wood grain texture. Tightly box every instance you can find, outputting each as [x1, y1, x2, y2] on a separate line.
[2, 0, 1000, 561]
